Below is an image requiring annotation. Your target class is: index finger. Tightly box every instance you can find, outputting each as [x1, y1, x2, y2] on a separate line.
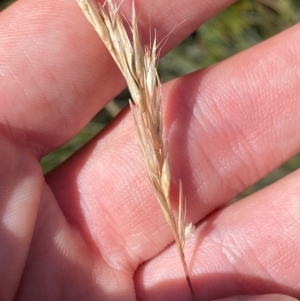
[0, 0, 235, 158]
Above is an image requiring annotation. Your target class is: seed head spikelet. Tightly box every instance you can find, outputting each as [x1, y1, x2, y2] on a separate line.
[76, 0, 196, 299]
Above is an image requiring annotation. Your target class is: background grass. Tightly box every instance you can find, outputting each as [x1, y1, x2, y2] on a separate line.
[2, 0, 300, 200]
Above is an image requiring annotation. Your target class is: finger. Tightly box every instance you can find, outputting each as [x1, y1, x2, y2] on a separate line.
[0, 136, 42, 301]
[0, 0, 122, 157]
[135, 170, 300, 300]
[163, 23, 300, 216]
[15, 183, 138, 300]
[47, 22, 300, 274]
[0, 0, 235, 157]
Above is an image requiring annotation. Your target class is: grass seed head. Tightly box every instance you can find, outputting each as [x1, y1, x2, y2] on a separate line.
[77, 1, 196, 299]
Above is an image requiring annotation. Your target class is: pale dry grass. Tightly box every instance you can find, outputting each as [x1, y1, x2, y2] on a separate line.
[76, 0, 196, 299]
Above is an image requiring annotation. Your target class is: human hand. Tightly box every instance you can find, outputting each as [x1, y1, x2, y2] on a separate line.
[1, 0, 300, 300]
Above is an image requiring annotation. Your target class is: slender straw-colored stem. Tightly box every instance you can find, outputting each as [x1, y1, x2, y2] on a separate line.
[174, 230, 197, 301]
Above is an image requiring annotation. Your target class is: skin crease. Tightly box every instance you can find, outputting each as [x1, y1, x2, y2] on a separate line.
[0, 0, 300, 300]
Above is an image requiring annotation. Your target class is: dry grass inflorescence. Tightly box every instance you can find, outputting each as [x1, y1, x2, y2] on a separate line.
[76, 0, 196, 299]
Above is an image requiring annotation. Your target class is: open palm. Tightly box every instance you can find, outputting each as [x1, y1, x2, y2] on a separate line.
[1, 0, 300, 300]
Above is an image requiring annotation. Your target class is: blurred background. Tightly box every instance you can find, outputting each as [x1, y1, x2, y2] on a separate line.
[1, 0, 300, 200]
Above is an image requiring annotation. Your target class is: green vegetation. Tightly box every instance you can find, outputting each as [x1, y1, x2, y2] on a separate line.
[159, 0, 300, 80]
[2, 0, 300, 199]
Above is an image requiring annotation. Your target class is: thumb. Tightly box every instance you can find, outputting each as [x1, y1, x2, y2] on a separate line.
[0, 136, 43, 300]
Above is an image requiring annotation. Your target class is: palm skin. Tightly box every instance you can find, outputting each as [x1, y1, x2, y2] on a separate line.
[0, 0, 300, 300]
